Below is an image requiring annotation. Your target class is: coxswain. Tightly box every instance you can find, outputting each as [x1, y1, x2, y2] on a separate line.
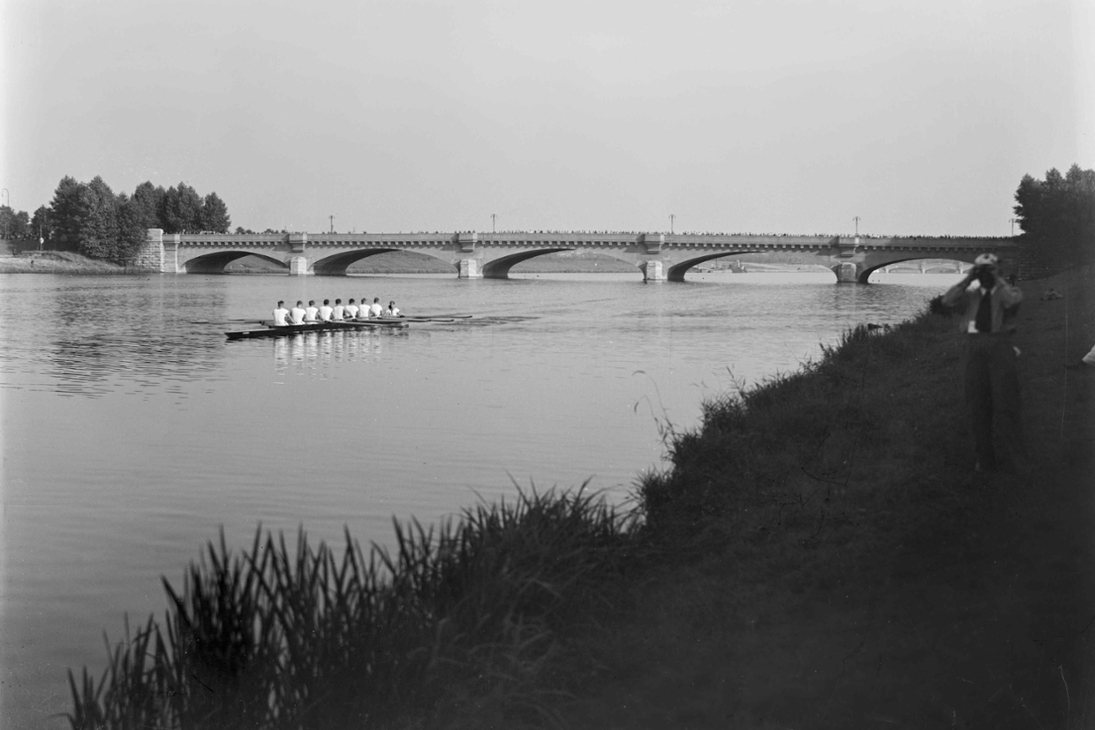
[369, 297, 383, 318]
[332, 298, 345, 321]
[318, 299, 333, 322]
[289, 300, 307, 325]
[386, 301, 401, 317]
[345, 298, 359, 319]
[304, 300, 319, 323]
[272, 300, 290, 326]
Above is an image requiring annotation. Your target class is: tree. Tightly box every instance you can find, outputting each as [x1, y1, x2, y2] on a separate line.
[115, 193, 150, 265]
[160, 182, 203, 233]
[30, 206, 51, 248]
[1014, 164, 1095, 274]
[200, 192, 231, 233]
[131, 181, 166, 229]
[49, 176, 91, 251]
[0, 205, 28, 240]
[79, 176, 120, 260]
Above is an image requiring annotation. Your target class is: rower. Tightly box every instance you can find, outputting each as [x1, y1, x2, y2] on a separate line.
[289, 300, 307, 325]
[318, 299, 333, 322]
[357, 298, 371, 320]
[345, 298, 359, 319]
[332, 298, 345, 321]
[369, 297, 383, 318]
[386, 301, 401, 317]
[304, 300, 319, 323]
[272, 300, 290, 326]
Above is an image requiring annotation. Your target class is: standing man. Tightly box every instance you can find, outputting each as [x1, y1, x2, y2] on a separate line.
[272, 300, 290, 327]
[941, 253, 1023, 473]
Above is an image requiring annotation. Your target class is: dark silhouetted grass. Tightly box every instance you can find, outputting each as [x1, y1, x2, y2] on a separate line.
[67, 487, 639, 730]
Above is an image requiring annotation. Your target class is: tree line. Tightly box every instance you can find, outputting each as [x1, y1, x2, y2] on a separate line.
[0, 177, 232, 265]
[1014, 163, 1095, 272]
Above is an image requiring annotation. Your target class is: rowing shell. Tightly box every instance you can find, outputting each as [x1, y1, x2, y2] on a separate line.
[225, 320, 408, 341]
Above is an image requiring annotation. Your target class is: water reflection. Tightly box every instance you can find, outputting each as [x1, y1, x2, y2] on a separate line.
[270, 328, 408, 374]
[2, 277, 232, 399]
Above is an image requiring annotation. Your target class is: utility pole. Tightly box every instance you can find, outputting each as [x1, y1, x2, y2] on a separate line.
[491, 213, 497, 233]
[329, 215, 335, 233]
[2, 189, 8, 242]
[853, 216, 861, 237]
[669, 214, 675, 234]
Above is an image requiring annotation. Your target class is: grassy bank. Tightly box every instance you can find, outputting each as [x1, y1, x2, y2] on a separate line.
[0, 251, 126, 274]
[561, 265, 1095, 728]
[67, 267, 1095, 728]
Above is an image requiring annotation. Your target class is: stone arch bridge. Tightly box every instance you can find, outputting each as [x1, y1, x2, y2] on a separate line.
[136, 229, 1016, 283]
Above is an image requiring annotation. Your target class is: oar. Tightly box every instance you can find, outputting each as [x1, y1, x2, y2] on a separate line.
[191, 318, 267, 325]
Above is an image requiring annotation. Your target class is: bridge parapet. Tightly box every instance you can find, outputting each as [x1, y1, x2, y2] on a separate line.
[139, 228, 1018, 282]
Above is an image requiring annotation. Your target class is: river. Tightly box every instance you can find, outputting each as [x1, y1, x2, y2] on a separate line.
[0, 269, 960, 727]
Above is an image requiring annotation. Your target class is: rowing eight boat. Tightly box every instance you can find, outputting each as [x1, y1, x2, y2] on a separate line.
[225, 319, 408, 340]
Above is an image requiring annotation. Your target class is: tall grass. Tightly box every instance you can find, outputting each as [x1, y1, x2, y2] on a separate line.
[68, 486, 639, 730]
[635, 313, 958, 547]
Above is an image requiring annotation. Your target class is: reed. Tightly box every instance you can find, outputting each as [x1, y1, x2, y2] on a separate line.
[68, 486, 639, 729]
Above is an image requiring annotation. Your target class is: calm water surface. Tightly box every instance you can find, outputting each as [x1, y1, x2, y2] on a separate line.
[0, 269, 959, 726]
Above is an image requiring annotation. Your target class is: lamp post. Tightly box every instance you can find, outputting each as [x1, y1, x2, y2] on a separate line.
[2, 189, 8, 242]
[853, 216, 861, 237]
[329, 215, 335, 233]
[669, 214, 675, 234]
[491, 213, 497, 233]
[1009, 218, 1017, 236]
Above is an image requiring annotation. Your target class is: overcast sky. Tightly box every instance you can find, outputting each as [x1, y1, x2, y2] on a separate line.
[1, 0, 1091, 236]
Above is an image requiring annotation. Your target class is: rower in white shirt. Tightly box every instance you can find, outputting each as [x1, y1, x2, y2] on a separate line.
[272, 301, 290, 326]
[369, 297, 383, 318]
[357, 297, 372, 320]
[288, 300, 307, 325]
[318, 299, 334, 322]
[304, 300, 319, 323]
[345, 298, 359, 319]
[332, 298, 345, 321]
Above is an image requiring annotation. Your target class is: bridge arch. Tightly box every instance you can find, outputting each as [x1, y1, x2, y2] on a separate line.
[184, 251, 288, 274]
[857, 254, 979, 284]
[665, 252, 759, 282]
[310, 248, 457, 276]
[479, 248, 575, 278]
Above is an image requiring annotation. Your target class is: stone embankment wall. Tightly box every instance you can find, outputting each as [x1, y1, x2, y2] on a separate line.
[132, 229, 164, 272]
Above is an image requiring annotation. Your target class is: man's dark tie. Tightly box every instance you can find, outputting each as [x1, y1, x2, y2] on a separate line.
[975, 289, 993, 332]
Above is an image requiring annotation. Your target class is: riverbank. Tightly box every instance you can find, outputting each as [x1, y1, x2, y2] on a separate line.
[0, 251, 127, 274]
[62, 267, 1094, 728]
[557, 265, 1095, 728]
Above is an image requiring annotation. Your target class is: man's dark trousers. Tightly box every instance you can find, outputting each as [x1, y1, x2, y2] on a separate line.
[964, 333, 1022, 471]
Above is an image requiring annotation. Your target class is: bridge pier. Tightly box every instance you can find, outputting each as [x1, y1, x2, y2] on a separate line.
[458, 258, 481, 279]
[289, 256, 310, 275]
[642, 260, 666, 281]
[832, 262, 859, 283]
